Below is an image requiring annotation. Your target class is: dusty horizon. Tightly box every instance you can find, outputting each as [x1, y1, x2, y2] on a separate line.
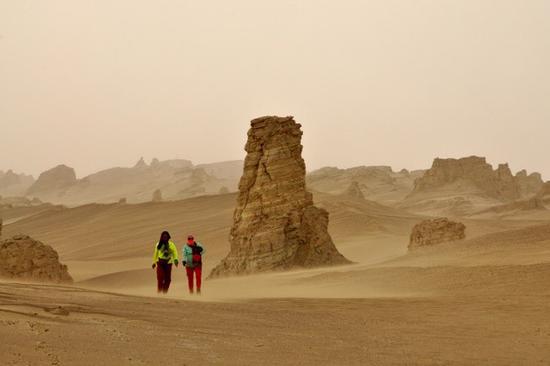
[2, 1, 549, 179]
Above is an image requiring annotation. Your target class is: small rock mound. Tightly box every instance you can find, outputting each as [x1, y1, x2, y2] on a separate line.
[409, 218, 466, 250]
[0, 235, 73, 283]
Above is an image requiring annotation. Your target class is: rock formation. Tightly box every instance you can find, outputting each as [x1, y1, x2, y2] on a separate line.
[409, 218, 466, 250]
[27, 164, 77, 197]
[0, 235, 73, 283]
[210, 116, 349, 277]
[536, 182, 550, 204]
[343, 181, 366, 200]
[0, 170, 35, 197]
[515, 170, 543, 197]
[410, 157, 531, 201]
[307, 166, 423, 204]
[218, 186, 230, 195]
[134, 157, 148, 169]
[152, 189, 163, 202]
[118, 197, 127, 204]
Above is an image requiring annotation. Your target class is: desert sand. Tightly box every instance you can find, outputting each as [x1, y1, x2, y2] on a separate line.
[2, 185, 550, 364]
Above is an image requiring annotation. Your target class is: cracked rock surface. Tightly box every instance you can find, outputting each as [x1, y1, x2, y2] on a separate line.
[210, 116, 350, 277]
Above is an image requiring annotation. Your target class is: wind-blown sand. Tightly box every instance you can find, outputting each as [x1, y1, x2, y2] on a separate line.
[2, 194, 550, 364]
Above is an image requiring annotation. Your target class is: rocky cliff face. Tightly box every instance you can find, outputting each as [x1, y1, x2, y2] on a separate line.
[210, 116, 349, 277]
[410, 157, 535, 202]
[515, 170, 543, 197]
[27, 164, 77, 198]
[409, 218, 466, 250]
[0, 235, 73, 283]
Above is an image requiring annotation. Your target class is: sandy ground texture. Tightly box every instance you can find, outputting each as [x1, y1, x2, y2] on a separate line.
[2, 195, 550, 365]
[1, 272, 550, 366]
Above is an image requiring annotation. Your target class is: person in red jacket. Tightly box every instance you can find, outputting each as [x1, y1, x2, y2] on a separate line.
[182, 235, 205, 294]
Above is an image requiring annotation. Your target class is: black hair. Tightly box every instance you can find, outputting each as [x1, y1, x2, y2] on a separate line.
[157, 231, 171, 251]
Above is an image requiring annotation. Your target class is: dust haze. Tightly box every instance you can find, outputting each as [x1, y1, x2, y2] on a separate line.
[1, 1, 549, 178]
[1, 2, 550, 366]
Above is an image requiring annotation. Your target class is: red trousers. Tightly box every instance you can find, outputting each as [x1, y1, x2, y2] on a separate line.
[156, 260, 172, 293]
[186, 266, 202, 292]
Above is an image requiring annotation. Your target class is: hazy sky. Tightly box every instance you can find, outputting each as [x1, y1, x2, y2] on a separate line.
[1, 1, 549, 179]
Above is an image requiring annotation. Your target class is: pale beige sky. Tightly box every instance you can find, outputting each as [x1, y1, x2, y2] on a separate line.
[1, 1, 549, 179]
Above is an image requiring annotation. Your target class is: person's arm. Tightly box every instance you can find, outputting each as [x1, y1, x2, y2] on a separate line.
[182, 245, 189, 266]
[152, 244, 159, 269]
[198, 243, 205, 255]
[171, 242, 179, 266]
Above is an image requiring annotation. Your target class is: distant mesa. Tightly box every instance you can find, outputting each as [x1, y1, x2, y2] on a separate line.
[210, 116, 350, 278]
[218, 186, 230, 195]
[409, 218, 466, 250]
[410, 156, 543, 202]
[118, 197, 127, 204]
[412, 157, 513, 200]
[0, 234, 73, 283]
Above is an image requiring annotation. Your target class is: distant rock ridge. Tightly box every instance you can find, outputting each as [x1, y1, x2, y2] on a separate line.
[410, 156, 541, 202]
[307, 165, 424, 204]
[0, 170, 35, 196]
[19, 158, 242, 205]
[210, 116, 350, 277]
[0, 235, 73, 283]
[409, 218, 466, 250]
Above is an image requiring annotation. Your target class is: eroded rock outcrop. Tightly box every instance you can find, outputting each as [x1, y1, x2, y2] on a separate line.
[0, 235, 73, 283]
[515, 170, 543, 197]
[409, 218, 466, 250]
[27, 164, 77, 197]
[410, 157, 529, 201]
[210, 116, 349, 277]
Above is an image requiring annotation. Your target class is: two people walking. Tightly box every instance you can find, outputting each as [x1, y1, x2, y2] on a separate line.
[152, 231, 205, 294]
